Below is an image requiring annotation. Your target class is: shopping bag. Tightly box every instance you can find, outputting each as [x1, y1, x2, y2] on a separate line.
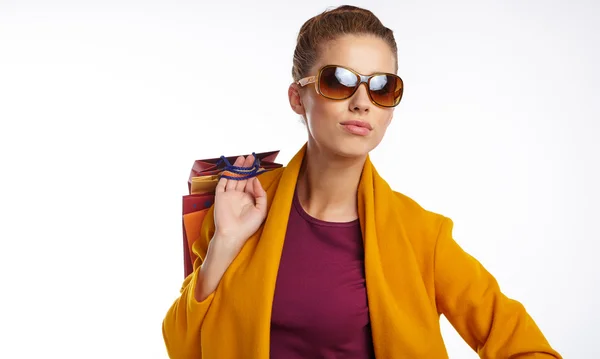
[190, 175, 220, 195]
[187, 150, 282, 193]
[182, 193, 214, 276]
[181, 150, 283, 278]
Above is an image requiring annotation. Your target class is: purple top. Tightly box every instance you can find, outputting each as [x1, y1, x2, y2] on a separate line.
[270, 189, 375, 359]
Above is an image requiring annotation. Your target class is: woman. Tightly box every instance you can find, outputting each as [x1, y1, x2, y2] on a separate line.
[163, 5, 561, 359]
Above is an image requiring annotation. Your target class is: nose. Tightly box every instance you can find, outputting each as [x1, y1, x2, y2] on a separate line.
[348, 83, 371, 113]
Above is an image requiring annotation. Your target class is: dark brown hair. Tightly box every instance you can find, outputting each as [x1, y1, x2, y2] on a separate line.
[292, 5, 398, 82]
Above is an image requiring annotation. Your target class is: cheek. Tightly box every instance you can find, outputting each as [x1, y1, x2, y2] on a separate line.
[380, 110, 394, 127]
[371, 110, 394, 139]
[306, 96, 347, 123]
[385, 113, 393, 126]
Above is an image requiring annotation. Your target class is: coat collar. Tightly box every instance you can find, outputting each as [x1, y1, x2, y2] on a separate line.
[218, 142, 445, 358]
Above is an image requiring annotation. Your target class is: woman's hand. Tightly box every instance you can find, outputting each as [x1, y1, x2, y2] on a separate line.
[212, 155, 268, 251]
[194, 155, 268, 302]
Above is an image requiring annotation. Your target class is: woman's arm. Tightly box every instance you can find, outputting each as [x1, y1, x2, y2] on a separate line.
[162, 155, 268, 358]
[434, 217, 562, 358]
[162, 231, 226, 359]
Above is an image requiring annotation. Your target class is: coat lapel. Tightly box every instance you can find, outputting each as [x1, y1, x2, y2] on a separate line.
[359, 157, 445, 358]
[218, 144, 306, 357]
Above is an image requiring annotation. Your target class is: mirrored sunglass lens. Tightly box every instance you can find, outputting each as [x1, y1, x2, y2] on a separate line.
[370, 75, 403, 107]
[369, 75, 389, 91]
[334, 67, 358, 87]
[319, 67, 357, 99]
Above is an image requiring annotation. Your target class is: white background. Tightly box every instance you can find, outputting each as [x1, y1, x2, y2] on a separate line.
[1, 0, 598, 358]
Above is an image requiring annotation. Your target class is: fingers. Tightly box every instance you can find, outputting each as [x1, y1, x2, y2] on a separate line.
[225, 156, 245, 191]
[223, 155, 256, 192]
[253, 177, 267, 212]
[215, 176, 227, 194]
[235, 155, 255, 191]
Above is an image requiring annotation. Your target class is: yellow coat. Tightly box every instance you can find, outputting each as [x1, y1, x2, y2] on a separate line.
[163, 144, 561, 358]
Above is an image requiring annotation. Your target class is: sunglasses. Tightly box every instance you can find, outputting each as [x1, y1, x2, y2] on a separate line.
[297, 65, 404, 108]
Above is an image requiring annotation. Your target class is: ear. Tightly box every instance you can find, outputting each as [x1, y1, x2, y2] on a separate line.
[288, 83, 305, 116]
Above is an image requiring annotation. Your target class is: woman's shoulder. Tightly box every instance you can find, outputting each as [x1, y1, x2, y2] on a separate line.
[257, 166, 286, 193]
[390, 189, 449, 244]
[392, 190, 446, 220]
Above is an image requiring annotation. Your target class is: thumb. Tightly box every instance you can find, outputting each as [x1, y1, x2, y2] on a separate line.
[253, 177, 267, 212]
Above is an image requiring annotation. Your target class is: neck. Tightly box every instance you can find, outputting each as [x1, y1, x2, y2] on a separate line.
[295, 141, 367, 222]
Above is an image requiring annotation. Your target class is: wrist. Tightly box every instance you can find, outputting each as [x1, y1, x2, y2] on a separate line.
[203, 236, 238, 271]
[210, 233, 243, 255]
[195, 238, 236, 302]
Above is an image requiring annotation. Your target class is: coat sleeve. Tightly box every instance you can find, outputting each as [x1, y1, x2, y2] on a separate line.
[162, 208, 216, 359]
[433, 217, 562, 358]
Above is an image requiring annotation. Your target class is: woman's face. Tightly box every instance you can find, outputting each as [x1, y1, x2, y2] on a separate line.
[290, 34, 397, 159]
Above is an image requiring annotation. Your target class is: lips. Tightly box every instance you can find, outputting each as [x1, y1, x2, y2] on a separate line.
[339, 120, 372, 136]
[339, 120, 373, 130]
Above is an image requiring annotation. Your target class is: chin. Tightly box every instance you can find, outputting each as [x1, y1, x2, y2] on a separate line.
[307, 124, 384, 159]
[325, 136, 379, 159]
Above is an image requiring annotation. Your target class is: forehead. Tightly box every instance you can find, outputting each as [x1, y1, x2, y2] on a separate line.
[314, 34, 397, 75]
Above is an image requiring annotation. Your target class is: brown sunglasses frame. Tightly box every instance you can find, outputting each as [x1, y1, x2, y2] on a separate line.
[296, 64, 404, 108]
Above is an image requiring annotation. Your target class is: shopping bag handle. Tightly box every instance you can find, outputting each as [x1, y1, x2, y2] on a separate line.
[216, 152, 267, 180]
